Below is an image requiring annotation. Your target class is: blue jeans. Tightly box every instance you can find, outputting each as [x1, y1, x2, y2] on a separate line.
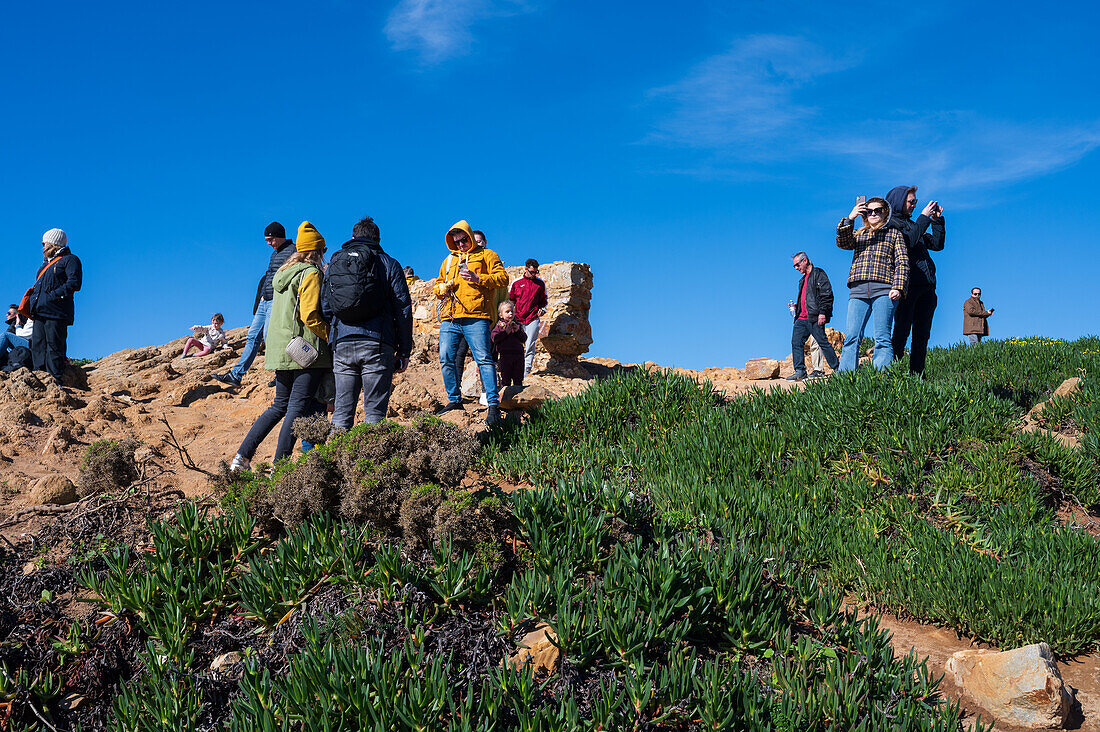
[439, 318, 498, 407]
[839, 296, 897, 371]
[229, 299, 271, 381]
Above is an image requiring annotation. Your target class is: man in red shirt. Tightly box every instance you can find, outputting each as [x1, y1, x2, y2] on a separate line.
[508, 258, 549, 375]
[787, 251, 839, 381]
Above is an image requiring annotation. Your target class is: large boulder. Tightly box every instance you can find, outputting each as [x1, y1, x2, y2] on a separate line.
[408, 261, 594, 361]
[945, 643, 1074, 729]
[28, 475, 78, 506]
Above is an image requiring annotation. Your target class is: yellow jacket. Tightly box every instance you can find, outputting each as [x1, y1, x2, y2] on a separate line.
[434, 220, 509, 320]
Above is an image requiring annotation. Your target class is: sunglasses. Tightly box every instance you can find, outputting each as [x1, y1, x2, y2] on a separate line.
[453, 235, 468, 244]
[865, 207, 886, 216]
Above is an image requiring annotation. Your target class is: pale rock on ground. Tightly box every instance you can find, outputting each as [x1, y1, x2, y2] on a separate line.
[946, 643, 1075, 729]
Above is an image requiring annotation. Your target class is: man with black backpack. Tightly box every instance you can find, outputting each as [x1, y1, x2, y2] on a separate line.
[322, 216, 413, 429]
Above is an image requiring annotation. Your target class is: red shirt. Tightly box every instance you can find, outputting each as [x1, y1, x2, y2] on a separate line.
[798, 276, 809, 320]
[508, 276, 548, 325]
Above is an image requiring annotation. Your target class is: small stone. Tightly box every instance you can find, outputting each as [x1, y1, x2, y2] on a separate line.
[62, 693, 85, 711]
[506, 623, 560, 675]
[211, 651, 242, 673]
[744, 358, 781, 380]
[23, 561, 39, 575]
[945, 643, 1074, 729]
[499, 385, 556, 411]
[27, 475, 78, 506]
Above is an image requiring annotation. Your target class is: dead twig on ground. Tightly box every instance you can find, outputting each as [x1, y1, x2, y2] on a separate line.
[159, 413, 214, 477]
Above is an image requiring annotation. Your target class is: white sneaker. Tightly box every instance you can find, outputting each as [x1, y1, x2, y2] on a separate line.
[230, 454, 250, 473]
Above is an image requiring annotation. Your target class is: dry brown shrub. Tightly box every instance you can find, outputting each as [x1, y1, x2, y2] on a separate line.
[78, 438, 140, 498]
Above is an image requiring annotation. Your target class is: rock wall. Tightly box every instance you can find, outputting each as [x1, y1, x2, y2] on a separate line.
[409, 261, 593, 360]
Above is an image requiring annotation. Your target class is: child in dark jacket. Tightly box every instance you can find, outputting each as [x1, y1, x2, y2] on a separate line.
[491, 301, 527, 387]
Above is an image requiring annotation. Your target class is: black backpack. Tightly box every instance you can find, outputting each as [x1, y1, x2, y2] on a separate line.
[326, 242, 386, 324]
[2, 345, 31, 372]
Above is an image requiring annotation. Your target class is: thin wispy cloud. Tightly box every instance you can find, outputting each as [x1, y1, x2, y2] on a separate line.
[385, 0, 535, 64]
[645, 35, 1100, 191]
[647, 35, 858, 151]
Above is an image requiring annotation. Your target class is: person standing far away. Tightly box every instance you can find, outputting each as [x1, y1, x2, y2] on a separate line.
[885, 186, 945, 376]
[27, 228, 82, 386]
[322, 216, 413, 430]
[785, 252, 840, 382]
[433, 220, 509, 426]
[836, 198, 909, 371]
[404, 266, 418, 287]
[508, 257, 548, 376]
[230, 222, 331, 471]
[963, 288, 993, 345]
[213, 222, 297, 387]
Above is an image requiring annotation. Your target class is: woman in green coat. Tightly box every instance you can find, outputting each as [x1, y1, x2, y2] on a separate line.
[231, 222, 331, 470]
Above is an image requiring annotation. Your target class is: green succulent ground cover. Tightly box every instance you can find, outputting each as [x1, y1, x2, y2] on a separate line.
[484, 336, 1100, 659]
[3, 337, 1099, 730]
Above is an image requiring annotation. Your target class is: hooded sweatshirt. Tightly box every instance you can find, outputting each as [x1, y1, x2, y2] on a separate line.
[433, 220, 509, 320]
[264, 261, 331, 370]
[884, 186, 945, 290]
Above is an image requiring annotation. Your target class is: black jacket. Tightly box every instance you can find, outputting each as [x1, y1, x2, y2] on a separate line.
[793, 266, 834, 322]
[885, 187, 945, 290]
[321, 239, 413, 359]
[260, 240, 297, 304]
[29, 248, 82, 325]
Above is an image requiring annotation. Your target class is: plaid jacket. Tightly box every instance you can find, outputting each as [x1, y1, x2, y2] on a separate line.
[836, 219, 909, 293]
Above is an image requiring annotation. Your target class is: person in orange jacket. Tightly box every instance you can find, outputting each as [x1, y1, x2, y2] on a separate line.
[433, 220, 508, 425]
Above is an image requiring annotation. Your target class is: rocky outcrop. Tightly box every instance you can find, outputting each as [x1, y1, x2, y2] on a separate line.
[945, 643, 1074, 729]
[409, 261, 593, 360]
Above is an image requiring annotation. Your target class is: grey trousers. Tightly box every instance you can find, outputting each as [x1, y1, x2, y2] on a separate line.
[333, 339, 396, 430]
[522, 318, 541, 374]
[968, 334, 983, 345]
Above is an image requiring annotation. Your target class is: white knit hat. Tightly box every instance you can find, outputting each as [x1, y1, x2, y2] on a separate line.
[42, 228, 67, 248]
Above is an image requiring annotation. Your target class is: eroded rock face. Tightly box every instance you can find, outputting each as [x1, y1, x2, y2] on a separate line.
[945, 643, 1074, 729]
[409, 261, 593, 359]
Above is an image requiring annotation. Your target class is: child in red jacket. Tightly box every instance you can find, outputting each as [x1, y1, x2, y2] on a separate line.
[491, 301, 527, 387]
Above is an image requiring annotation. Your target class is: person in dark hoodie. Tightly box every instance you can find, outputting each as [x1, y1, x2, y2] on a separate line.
[28, 228, 82, 384]
[322, 216, 413, 429]
[885, 186, 945, 376]
[213, 222, 296, 387]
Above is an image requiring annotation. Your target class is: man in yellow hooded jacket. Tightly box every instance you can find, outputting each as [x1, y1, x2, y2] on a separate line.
[434, 220, 509, 424]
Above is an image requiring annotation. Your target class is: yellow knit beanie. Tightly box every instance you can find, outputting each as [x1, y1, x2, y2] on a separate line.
[296, 221, 324, 252]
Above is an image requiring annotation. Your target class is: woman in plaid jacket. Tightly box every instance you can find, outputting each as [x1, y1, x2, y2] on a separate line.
[836, 197, 909, 371]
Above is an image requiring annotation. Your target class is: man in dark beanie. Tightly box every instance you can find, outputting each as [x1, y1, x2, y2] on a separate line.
[213, 222, 295, 387]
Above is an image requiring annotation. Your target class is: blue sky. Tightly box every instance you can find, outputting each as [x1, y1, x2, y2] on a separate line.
[2, 0, 1098, 369]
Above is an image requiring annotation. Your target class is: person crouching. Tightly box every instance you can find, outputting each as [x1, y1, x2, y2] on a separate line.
[492, 301, 527, 388]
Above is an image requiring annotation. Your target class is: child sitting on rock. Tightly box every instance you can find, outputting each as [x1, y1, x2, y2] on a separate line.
[182, 313, 228, 358]
[491, 301, 527, 387]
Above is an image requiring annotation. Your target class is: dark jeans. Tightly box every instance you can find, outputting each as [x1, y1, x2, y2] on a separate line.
[892, 286, 938, 375]
[31, 319, 68, 381]
[333, 338, 396, 429]
[238, 368, 325, 462]
[498, 353, 524, 387]
[792, 319, 838, 376]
